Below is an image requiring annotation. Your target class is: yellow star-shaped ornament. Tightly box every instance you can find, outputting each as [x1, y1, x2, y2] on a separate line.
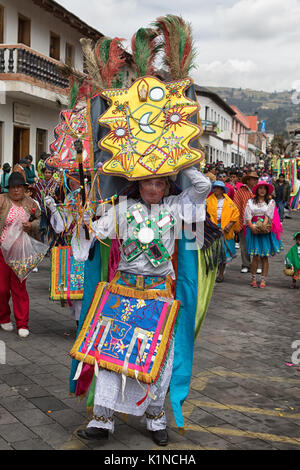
[98, 76, 204, 180]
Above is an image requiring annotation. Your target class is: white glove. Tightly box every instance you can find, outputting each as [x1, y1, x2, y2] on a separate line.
[45, 196, 56, 212]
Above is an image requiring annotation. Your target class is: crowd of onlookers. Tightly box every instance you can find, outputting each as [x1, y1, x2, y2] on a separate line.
[204, 160, 300, 287]
[0, 155, 299, 339]
[204, 162, 294, 221]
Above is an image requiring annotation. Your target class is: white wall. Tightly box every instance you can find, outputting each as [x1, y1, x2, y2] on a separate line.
[0, 96, 61, 166]
[197, 95, 232, 134]
[1, 0, 84, 69]
[197, 94, 233, 166]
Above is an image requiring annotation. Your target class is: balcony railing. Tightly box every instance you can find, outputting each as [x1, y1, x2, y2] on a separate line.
[0, 44, 69, 90]
[202, 120, 218, 132]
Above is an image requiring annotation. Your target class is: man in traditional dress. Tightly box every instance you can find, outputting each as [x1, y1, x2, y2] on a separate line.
[72, 167, 211, 446]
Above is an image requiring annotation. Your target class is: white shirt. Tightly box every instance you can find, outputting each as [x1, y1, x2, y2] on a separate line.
[244, 198, 275, 225]
[71, 167, 211, 278]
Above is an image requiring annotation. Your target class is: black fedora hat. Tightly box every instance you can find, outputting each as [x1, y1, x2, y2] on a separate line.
[2, 163, 11, 172]
[6, 172, 29, 189]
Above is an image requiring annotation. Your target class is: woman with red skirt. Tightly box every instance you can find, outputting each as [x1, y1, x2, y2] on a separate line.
[0, 172, 41, 337]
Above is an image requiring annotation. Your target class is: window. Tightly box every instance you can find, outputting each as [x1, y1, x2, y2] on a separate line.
[204, 106, 209, 125]
[36, 128, 47, 163]
[50, 32, 60, 60]
[18, 14, 31, 47]
[65, 42, 74, 67]
[0, 5, 4, 44]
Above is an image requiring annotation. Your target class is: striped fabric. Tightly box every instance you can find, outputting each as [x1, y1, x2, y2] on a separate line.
[234, 185, 253, 228]
[35, 178, 58, 210]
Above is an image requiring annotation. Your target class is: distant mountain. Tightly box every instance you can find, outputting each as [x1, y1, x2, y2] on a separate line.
[207, 86, 300, 137]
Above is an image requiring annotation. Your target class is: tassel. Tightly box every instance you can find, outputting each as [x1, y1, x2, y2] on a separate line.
[135, 338, 157, 406]
[108, 282, 172, 300]
[73, 361, 84, 381]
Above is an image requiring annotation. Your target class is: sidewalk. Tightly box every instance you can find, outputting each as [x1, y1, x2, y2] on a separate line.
[0, 213, 300, 450]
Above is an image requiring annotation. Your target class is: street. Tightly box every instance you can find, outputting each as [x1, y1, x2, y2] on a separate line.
[0, 213, 300, 451]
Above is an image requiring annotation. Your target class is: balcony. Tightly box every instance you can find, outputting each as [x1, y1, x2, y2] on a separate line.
[219, 130, 233, 143]
[201, 120, 218, 133]
[0, 44, 69, 106]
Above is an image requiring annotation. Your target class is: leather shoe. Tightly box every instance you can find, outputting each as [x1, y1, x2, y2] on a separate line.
[152, 429, 168, 446]
[77, 427, 109, 440]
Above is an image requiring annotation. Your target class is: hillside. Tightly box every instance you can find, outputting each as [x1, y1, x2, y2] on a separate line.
[207, 86, 300, 137]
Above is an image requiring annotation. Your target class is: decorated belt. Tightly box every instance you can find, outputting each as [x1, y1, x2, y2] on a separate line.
[117, 271, 168, 291]
[108, 271, 173, 299]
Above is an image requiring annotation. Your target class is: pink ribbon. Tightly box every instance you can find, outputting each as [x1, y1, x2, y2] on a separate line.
[136, 338, 150, 407]
[66, 248, 73, 307]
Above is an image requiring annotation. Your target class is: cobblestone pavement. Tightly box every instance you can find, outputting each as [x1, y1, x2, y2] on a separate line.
[0, 213, 300, 451]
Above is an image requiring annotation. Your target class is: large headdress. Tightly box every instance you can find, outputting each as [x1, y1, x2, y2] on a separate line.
[99, 75, 202, 180]
[97, 15, 204, 181]
[48, 15, 202, 188]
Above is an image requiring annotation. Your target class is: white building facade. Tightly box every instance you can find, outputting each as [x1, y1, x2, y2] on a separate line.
[0, 0, 126, 169]
[230, 106, 251, 166]
[195, 86, 236, 167]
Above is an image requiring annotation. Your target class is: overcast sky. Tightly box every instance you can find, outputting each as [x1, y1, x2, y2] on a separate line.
[56, 0, 300, 92]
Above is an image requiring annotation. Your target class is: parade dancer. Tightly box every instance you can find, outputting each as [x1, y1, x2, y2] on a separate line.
[45, 174, 88, 325]
[56, 15, 222, 448]
[72, 167, 211, 445]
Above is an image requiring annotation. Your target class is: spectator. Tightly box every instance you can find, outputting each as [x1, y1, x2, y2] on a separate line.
[0, 172, 41, 337]
[234, 171, 259, 273]
[24, 155, 37, 185]
[13, 159, 28, 181]
[273, 173, 291, 222]
[217, 172, 235, 200]
[205, 165, 217, 182]
[206, 181, 240, 282]
[1, 163, 11, 193]
[37, 153, 49, 180]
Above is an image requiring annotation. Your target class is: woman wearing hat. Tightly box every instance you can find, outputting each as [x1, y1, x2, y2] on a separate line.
[0, 172, 41, 337]
[244, 181, 283, 288]
[207, 181, 240, 282]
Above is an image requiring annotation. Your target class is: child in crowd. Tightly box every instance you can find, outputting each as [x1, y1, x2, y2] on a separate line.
[285, 232, 300, 289]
